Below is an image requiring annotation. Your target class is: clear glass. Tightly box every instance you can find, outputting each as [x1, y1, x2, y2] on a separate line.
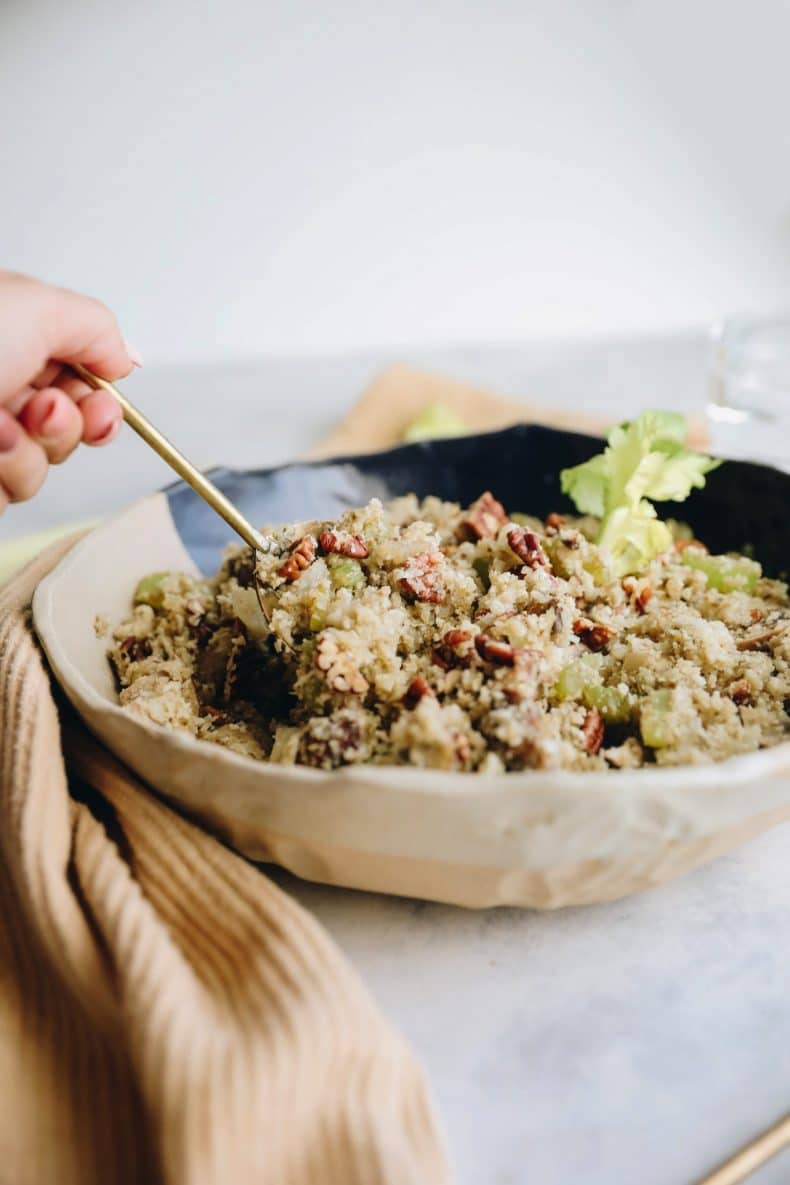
[706, 315, 790, 470]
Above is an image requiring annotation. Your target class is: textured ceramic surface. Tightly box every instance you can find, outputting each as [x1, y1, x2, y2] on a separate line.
[33, 427, 790, 908]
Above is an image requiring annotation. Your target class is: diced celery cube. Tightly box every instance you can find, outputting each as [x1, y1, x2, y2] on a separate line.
[327, 555, 366, 591]
[640, 688, 673, 748]
[582, 683, 631, 723]
[583, 553, 611, 587]
[133, 572, 169, 608]
[681, 549, 761, 594]
[473, 556, 491, 590]
[309, 587, 331, 631]
[555, 655, 603, 701]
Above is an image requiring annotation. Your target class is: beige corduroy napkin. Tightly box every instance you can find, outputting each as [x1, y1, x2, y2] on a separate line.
[0, 539, 450, 1185]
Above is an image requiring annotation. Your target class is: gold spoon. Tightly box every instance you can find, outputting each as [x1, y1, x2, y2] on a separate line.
[70, 364, 291, 640]
[71, 363, 271, 553]
[693, 1111, 790, 1185]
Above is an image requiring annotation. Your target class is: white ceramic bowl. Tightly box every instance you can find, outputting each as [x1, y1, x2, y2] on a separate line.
[33, 429, 790, 907]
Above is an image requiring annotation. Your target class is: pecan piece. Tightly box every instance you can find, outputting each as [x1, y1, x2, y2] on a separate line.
[674, 538, 707, 554]
[398, 552, 446, 603]
[507, 526, 551, 571]
[728, 678, 752, 705]
[120, 636, 152, 662]
[315, 635, 369, 695]
[573, 617, 616, 652]
[475, 634, 516, 665]
[319, 530, 370, 559]
[636, 587, 653, 613]
[457, 491, 507, 541]
[403, 676, 436, 708]
[545, 512, 565, 534]
[432, 628, 475, 670]
[622, 577, 653, 614]
[277, 534, 317, 581]
[581, 707, 604, 755]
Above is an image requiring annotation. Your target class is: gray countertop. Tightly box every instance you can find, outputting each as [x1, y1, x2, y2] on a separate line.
[6, 333, 789, 1184]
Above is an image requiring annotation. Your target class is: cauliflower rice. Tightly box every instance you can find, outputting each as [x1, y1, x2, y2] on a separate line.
[108, 492, 790, 773]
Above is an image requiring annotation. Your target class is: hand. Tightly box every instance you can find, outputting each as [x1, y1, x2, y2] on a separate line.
[0, 270, 141, 513]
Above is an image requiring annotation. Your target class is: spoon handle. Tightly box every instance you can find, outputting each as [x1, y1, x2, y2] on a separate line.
[694, 1111, 790, 1185]
[71, 363, 268, 552]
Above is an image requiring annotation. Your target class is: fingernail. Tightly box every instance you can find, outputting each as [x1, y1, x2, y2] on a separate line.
[0, 410, 20, 453]
[93, 418, 122, 446]
[122, 337, 144, 368]
[37, 396, 60, 438]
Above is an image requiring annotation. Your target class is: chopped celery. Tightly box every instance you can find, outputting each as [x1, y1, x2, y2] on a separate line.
[555, 655, 603, 701]
[402, 403, 467, 443]
[327, 555, 366, 591]
[556, 658, 629, 721]
[133, 572, 169, 608]
[473, 556, 491, 590]
[640, 688, 673, 748]
[680, 548, 761, 594]
[583, 553, 611, 587]
[308, 588, 330, 631]
[582, 683, 631, 723]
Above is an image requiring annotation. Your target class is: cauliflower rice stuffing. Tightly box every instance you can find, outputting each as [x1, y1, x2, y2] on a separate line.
[109, 492, 790, 772]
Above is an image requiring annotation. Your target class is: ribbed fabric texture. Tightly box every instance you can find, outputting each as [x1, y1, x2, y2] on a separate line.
[0, 540, 450, 1185]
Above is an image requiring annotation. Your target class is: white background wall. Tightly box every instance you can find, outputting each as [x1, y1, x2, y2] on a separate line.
[1, 0, 789, 364]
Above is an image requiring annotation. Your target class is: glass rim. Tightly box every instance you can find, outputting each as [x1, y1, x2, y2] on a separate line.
[710, 312, 790, 343]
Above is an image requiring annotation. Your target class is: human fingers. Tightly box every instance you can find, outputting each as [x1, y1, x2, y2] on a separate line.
[0, 409, 48, 503]
[0, 271, 140, 405]
[18, 387, 84, 464]
[77, 390, 123, 445]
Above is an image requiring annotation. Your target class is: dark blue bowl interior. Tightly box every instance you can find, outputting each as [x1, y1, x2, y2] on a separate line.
[164, 425, 790, 579]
